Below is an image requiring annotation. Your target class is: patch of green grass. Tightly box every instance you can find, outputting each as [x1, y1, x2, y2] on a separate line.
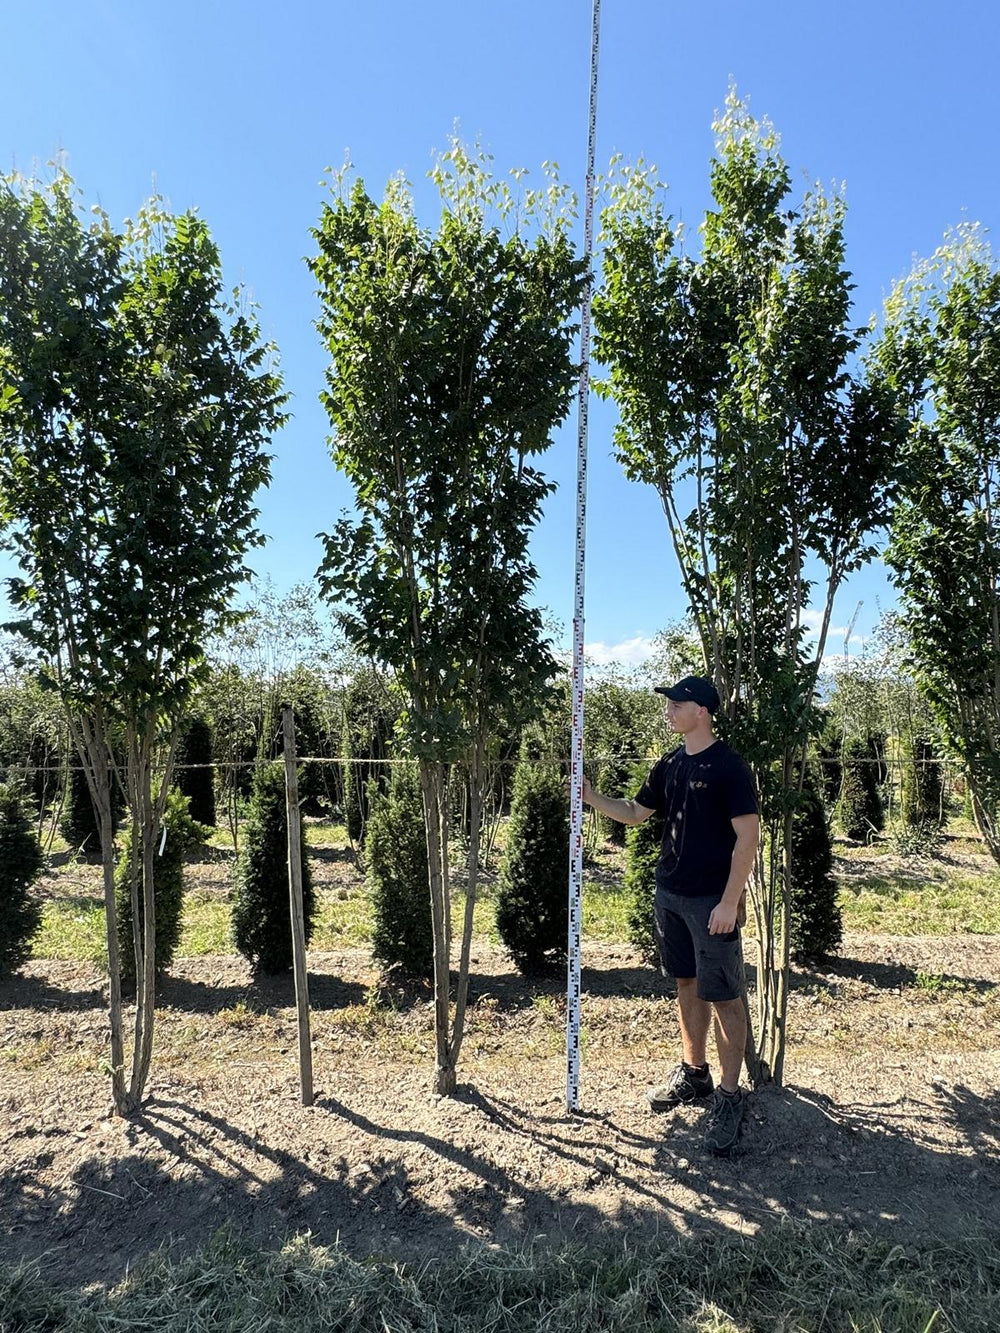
[582, 878, 631, 940]
[177, 890, 233, 956]
[304, 821, 352, 851]
[32, 897, 107, 964]
[312, 886, 372, 948]
[912, 971, 998, 1000]
[839, 871, 1000, 934]
[204, 825, 236, 853]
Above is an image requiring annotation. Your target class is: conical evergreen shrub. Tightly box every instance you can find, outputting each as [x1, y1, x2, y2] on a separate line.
[901, 734, 944, 827]
[60, 762, 124, 854]
[496, 754, 568, 974]
[789, 770, 842, 963]
[838, 736, 884, 842]
[366, 764, 433, 978]
[115, 789, 207, 981]
[175, 717, 217, 827]
[813, 711, 843, 809]
[0, 783, 44, 979]
[232, 763, 316, 975]
[340, 669, 395, 845]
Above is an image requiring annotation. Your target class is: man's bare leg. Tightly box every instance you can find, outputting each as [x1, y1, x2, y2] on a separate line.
[712, 997, 747, 1092]
[676, 976, 712, 1066]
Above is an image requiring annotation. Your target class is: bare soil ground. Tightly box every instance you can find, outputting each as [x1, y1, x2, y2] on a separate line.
[3, 847, 1000, 1292]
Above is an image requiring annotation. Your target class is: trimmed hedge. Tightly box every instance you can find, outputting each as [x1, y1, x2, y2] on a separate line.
[0, 782, 44, 978]
[496, 755, 568, 974]
[232, 763, 316, 975]
[366, 764, 433, 978]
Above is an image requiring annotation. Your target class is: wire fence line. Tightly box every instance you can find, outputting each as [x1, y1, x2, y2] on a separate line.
[0, 752, 968, 777]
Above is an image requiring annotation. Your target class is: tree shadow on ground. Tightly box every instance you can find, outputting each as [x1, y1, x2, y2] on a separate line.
[795, 955, 998, 994]
[306, 845, 357, 867]
[0, 970, 107, 1012]
[1, 962, 369, 1017]
[183, 843, 235, 865]
[5, 1066, 997, 1292]
[156, 969, 367, 1015]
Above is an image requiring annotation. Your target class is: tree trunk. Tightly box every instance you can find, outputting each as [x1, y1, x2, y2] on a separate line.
[420, 759, 456, 1095]
[449, 741, 485, 1069]
[130, 731, 157, 1108]
[72, 722, 129, 1114]
[971, 785, 1000, 864]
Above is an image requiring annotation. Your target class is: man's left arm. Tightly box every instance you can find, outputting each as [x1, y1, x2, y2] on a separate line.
[708, 814, 760, 935]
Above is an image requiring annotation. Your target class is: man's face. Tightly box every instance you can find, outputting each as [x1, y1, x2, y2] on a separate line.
[665, 698, 704, 733]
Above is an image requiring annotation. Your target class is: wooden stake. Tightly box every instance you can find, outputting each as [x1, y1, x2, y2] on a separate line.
[282, 706, 314, 1106]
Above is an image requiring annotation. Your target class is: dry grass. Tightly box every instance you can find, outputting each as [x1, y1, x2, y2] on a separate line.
[2, 1223, 998, 1332]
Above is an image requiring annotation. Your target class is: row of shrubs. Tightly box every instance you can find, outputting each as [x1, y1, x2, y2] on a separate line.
[0, 768, 306, 984]
[1, 744, 843, 984]
[815, 727, 947, 843]
[355, 752, 844, 979]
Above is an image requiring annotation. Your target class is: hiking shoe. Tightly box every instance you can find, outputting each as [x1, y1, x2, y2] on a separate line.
[647, 1062, 714, 1113]
[702, 1087, 747, 1156]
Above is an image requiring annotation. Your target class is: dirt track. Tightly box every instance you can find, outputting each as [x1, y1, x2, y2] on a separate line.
[3, 933, 999, 1289]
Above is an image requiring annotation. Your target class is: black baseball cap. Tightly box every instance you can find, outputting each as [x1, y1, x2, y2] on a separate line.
[654, 675, 721, 714]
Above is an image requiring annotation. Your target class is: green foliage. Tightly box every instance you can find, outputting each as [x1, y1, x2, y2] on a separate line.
[594, 94, 901, 784]
[901, 734, 944, 827]
[0, 667, 65, 814]
[310, 143, 585, 764]
[198, 663, 261, 805]
[643, 619, 705, 694]
[496, 755, 569, 974]
[365, 764, 432, 978]
[839, 737, 885, 842]
[788, 770, 842, 963]
[0, 168, 288, 1106]
[287, 676, 338, 816]
[340, 666, 397, 844]
[115, 789, 206, 980]
[0, 782, 44, 978]
[0, 170, 287, 725]
[887, 819, 945, 858]
[175, 717, 216, 827]
[60, 763, 124, 853]
[875, 226, 1000, 860]
[812, 710, 843, 809]
[584, 676, 660, 845]
[232, 763, 316, 975]
[623, 763, 664, 961]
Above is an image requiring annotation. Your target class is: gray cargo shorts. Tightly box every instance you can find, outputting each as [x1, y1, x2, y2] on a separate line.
[654, 887, 745, 1002]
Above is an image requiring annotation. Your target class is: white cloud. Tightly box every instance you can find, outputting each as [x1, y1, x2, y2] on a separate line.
[582, 635, 657, 669]
[800, 607, 866, 651]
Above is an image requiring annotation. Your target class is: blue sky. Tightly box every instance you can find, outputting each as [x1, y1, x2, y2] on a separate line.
[2, 1, 998, 667]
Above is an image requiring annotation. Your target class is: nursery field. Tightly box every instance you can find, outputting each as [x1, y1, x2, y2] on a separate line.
[2, 823, 1000, 1329]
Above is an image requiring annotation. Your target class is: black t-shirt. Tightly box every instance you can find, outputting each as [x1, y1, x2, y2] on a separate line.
[635, 741, 759, 897]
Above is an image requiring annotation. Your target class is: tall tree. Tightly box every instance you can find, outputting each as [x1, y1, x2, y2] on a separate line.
[311, 143, 585, 1094]
[875, 225, 1000, 859]
[0, 171, 285, 1112]
[593, 92, 901, 1083]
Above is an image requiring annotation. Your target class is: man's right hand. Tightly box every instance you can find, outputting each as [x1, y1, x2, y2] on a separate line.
[565, 773, 594, 805]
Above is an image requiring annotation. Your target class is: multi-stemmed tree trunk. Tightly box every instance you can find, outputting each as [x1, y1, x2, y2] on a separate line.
[593, 92, 901, 1084]
[0, 171, 285, 1113]
[311, 143, 585, 1094]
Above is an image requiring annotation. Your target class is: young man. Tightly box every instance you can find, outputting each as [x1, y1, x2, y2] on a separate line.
[581, 675, 759, 1155]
